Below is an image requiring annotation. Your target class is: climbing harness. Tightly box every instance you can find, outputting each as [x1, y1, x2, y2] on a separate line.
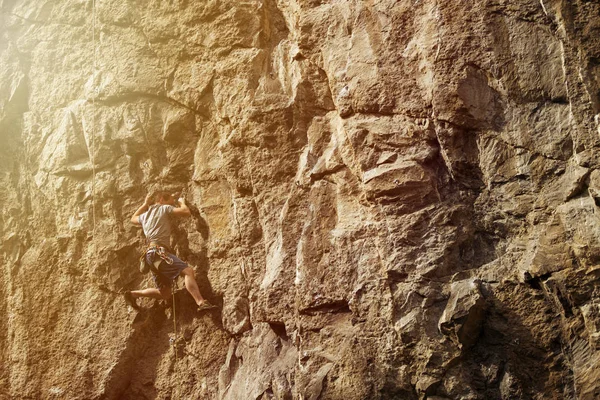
[139, 245, 174, 274]
[148, 245, 175, 266]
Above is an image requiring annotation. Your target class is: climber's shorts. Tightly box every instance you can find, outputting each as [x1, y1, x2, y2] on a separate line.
[145, 250, 188, 289]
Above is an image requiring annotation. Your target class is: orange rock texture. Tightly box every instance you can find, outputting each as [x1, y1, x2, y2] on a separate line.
[1, 0, 600, 399]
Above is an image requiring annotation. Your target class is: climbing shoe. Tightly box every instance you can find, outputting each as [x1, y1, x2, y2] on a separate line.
[124, 291, 139, 310]
[197, 301, 217, 312]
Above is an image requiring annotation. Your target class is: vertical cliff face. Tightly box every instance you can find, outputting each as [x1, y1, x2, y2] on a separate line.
[1, 0, 600, 399]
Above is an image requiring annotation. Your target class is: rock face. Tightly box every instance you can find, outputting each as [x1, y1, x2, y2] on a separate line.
[1, 0, 600, 399]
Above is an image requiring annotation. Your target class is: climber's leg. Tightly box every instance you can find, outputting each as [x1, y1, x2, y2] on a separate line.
[180, 267, 205, 306]
[131, 288, 163, 299]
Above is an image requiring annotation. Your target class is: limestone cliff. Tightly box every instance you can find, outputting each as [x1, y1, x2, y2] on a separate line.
[1, 0, 600, 399]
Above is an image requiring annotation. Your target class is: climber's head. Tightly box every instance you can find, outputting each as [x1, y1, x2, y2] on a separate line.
[156, 191, 176, 205]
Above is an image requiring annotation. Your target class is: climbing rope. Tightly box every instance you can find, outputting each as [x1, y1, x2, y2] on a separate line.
[171, 279, 178, 361]
[91, 0, 97, 258]
[90, 6, 179, 393]
[171, 278, 179, 400]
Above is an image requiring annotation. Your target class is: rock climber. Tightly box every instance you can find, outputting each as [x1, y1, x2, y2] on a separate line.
[124, 191, 216, 312]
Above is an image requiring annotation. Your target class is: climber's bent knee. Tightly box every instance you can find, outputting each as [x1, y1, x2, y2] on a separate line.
[181, 266, 195, 278]
[159, 286, 171, 300]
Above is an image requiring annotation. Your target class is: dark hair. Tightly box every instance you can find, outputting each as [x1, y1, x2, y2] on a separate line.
[155, 191, 173, 202]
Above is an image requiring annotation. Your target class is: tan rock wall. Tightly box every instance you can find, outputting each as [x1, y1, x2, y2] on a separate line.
[1, 0, 600, 399]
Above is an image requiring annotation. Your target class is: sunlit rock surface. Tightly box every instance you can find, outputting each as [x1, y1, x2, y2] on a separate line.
[1, 0, 600, 399]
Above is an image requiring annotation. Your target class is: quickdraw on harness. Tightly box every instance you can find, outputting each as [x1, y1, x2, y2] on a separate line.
[139, 245, 173, 274]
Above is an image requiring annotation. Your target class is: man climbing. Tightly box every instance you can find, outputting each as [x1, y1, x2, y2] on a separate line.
[124, 191, 216, 312]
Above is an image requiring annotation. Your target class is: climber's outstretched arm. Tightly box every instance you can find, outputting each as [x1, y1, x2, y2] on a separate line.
[172, 197, 191, 218]
[131, 193, 153, 225]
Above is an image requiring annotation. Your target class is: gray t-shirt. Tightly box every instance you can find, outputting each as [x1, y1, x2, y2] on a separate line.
[139, 204, 175, 247]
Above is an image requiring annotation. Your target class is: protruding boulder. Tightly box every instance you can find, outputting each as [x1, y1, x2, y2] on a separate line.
[439, 279, 487, 349]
